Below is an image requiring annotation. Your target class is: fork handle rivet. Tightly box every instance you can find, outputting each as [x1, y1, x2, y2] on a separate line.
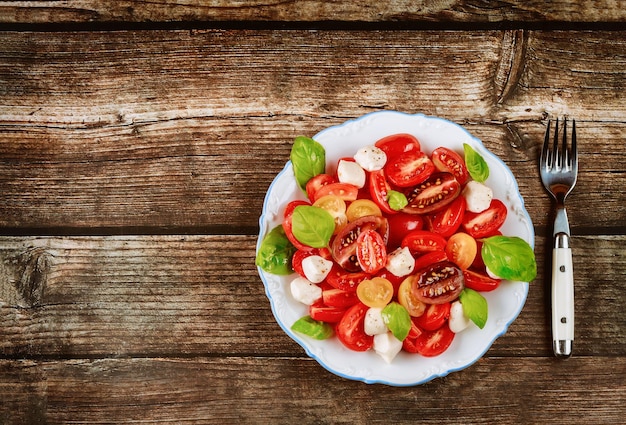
[560, 265, 566, 272]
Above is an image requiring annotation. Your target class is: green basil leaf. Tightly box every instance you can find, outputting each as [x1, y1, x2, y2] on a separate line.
[387, 190, 408, 211]
[463, 143, 489, 183]
[481, 235, 537, 282]
[459, 288, 488, 329]
[255, 225, 297, 275]
[290, 136, 326, 191]
[291, 315, 334, 340]
[291, 205, 335, 248]
[381, 302, 411, 341]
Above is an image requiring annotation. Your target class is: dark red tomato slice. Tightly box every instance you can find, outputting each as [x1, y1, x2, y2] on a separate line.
[463, 269, 501, 292]
[356, 229, 387, 274]
[402, 172, 461, 215]
[326, 265, 371, 292]
[431, 147, 469, 185]
[374, 133, 421, 159]
[413, 250, 448, 271]
[312, 182, 359, 203]
[282, 200, 313, 251]
[331, 215, 389, 272]
[412, 261, 465, 304]
[385, 150, 435, 188]
[402, 318, 424, 354]
[401, 230, 447, 256]
[305, 174, 336, 202]
[415, 302, 451, 331]
[414, 323, 455, 357]
[462, 199, 508, 239]
[426, 195, 466, 238]
[387, 213, 424, 250]
[322, 288, 359, 308]
[309, 300, 346, 323]
[335, 302, 374, 352]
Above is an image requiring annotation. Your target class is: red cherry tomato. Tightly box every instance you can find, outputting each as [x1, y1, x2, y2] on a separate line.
[282, 200, 312, 251]
[309, 300, 347, 323]
[326, 265, 371, 292]
[402, 318, 425, 354]
[305, 174, 336, 202]
[322, 288, 359, 308]
[402, 172, 461, 215]
[335, 302, 374, 352]
[374, 133, 421, 159]
[384, 150, 435, 188]
[414, 323, 455, 357]
[312, 182, 359, 203]
[368, 169, 397, 215]
[412, 261, 465, 304]
[356, 229, 388, 274]
[426, 195, 466, 238]
[431, 147, 469, 185]
[414, 302, 451, 331]
[387, 213, 424, 250]
[401, 230, 447, 256]
[462, 199, 508, 238]
[331, 215, 389, 272]
[463, 269, 501, 292]
[413, 250, 448, 271]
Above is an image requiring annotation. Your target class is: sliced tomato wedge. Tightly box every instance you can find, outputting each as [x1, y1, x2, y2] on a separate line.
[463, 269, 501, 292]
[335, 302, 374, 352]
[374, 133, 421, 159]
[326, 265, 371, 292]
[384, 150, 435, 188]
[402, 172, 461, 215]
[309, 300, 347, 323]
[414, 323, 455, 357]
[356, 229, 387, 273]
[414, 302, 451, 331]
[426, 195, 466, 238]
[462, 199, 508, 238]
[401, 230, 447, 255]
[305, 174, 336, 202]
[431, 146, 469, 185]
[368, 169, 397, 215]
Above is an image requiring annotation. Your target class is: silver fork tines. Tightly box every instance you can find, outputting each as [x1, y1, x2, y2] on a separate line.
[540, 117, 578, 359]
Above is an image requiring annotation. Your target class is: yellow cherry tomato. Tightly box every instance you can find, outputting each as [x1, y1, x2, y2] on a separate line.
[346, 199, 382, 222]
[397, 275, 427, 317]
[356, 277, 394, 308]
[313, 195, 347, 234]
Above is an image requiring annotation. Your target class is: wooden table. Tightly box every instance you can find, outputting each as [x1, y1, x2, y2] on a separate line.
[1, 2, 625, 424]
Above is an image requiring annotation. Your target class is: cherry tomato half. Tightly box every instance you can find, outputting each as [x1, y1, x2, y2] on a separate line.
[414, 323, 455, 357]
[412, 261, 465, 304]
[326, 265, 371, 292]
[462, 199, 508, 239]
[402, 172, 461, 215]
[305, 174, 336, 202]
[374, 133, 421, 159]
[356, 229, 387, 274]
[322, 288, 359, 308]
[356, 277, 394, 308]
[426, 195, 466, 238]
[384, 150, 435, 188]
[414, 302, 451, 331]
[313, 182, 359, 203]
[335, 302, 374, 351]
[397, 275, 427, 317]
[413, 250, 448, 271]
[282, 200, 312, 251]
[431, 146, 469, 185]
[401, 230, 447, 256]
[309, 300, 346, 323]
[463, 269, 501, 292]
[368, 169, 397, 215]
[445, 232, 477, 270]
[387, 213, 424, 250]
[346, 199, 382, 222]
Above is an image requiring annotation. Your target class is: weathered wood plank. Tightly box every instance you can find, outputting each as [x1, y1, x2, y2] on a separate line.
[1, 1, 626, 24]
[1, 357, 624, 424]
[1, 30, 624, 231]
[1, 235, 624, 358]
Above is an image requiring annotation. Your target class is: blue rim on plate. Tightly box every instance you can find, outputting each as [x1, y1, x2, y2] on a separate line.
[256, 111, 534, 386]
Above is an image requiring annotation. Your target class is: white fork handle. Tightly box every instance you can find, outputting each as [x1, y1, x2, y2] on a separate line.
[551, 243, 574, 358]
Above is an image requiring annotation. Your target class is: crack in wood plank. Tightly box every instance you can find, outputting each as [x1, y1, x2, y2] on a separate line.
[495, 29, 528, 106]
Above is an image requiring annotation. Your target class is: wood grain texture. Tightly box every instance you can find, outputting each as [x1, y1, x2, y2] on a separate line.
[1, 235, 624, 358]
[1, 357, 624, 424]
[2, 0, 626, 24]
[1, 30, 624, 232]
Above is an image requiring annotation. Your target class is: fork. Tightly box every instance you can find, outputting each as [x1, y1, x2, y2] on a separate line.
[540, 118, 578, 358]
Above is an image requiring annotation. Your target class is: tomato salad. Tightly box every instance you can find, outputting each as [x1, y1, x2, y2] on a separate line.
[257, 133, 536, 364]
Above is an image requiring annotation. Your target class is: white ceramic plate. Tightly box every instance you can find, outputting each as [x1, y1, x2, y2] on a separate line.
[256, 111, 534, 386]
